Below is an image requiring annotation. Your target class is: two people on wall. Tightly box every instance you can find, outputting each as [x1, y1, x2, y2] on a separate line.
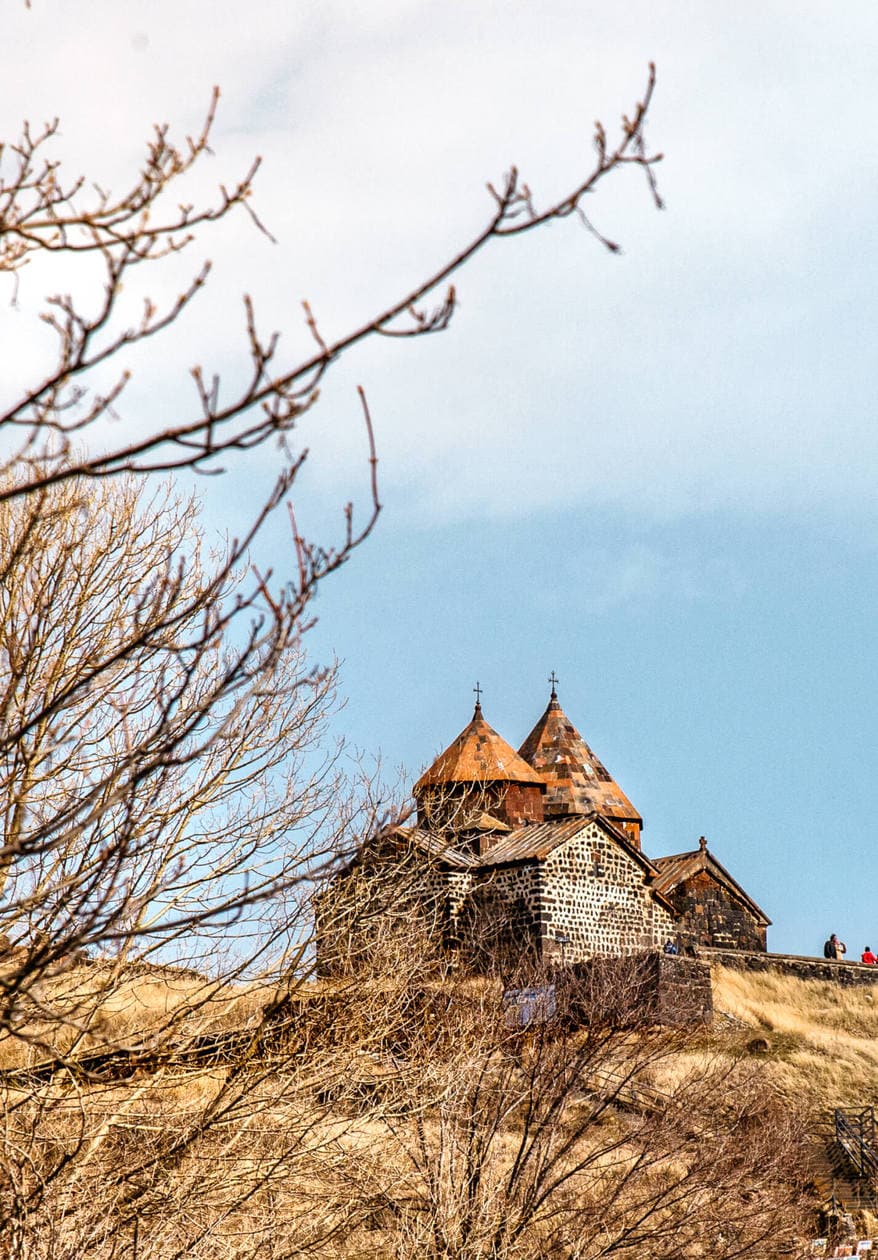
[822, 934, 877, 964]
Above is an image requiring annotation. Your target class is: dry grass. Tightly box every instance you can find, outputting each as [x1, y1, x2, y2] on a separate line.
[711, 964, 878, 1107]
[0, 961, 284, 1069]
[0, 961, 818, 1258]
[8, 958, 877, 1113]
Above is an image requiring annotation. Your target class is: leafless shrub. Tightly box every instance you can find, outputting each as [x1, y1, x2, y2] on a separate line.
[0, 44, 692, 1258]
[331, 963, 812, 1260]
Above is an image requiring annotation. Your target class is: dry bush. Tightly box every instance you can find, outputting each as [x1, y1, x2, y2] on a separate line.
[0, 941, 819, 1257]
[316, 961, 812, 1260]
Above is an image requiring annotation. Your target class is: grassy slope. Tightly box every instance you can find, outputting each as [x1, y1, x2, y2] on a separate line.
[6, 960, 878, 1112]
[2, 961, 869, 1253]
[710, 964, 878, 1110]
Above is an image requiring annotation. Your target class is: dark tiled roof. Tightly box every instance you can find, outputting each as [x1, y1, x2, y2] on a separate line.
[406, 817, 609, 870]
[469, 814, 658, 877]
[414, 703, 546, 792]
[652, 844, 771, 926]
[518, 693, 641, 823]
[400, 827, 475, 869]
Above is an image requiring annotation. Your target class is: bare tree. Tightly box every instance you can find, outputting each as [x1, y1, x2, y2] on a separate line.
[0, 471, 369, 1021]
[0, 471, 393, 1259]
[0, 51, 677, 1260]
[0, 60, 665, 968]
[327, 962, 811, 1260]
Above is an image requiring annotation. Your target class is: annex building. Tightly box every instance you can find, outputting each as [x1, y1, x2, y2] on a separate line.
[319, 684, 770, 972]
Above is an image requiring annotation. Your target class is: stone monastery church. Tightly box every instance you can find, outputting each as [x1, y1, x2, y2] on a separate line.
[324, 683, 770, 971]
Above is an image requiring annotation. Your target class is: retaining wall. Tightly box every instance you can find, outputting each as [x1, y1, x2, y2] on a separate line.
[697, 947, 878, 987]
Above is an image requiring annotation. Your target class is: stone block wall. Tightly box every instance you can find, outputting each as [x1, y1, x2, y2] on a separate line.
[321, 821, 681, 977]
[569, 952, 713, 1026]
[315, 848, 454, 975]
[666, 872, 766, 952]
[456, 862, 541, 973]
[540, 821, 675, 963]
[498, 783, 545, 830]
[700, 946, 878, 987]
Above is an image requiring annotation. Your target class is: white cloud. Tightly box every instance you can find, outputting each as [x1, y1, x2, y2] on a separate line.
[3, 1, 878, 530]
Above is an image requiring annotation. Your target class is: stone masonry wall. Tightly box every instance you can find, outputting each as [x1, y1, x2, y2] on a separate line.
[316, 847, 460, 975]
[457, 862, 541, 972]
[571, 953, 713, 1026]
[322, 824, 677, 975]
[541, 821, 675, 963]
[668, 872, 767, 952]
[699, 946, 878, 987]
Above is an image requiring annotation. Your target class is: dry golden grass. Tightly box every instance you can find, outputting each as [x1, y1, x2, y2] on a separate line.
[7, 958, 877, 1117]
[0, 961, 285, 1069]
[0, 962, 816, 1258]
[710, 964, 878, 1107]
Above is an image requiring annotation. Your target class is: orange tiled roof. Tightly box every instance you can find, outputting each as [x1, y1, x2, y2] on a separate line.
[414, 703, 546, 793]
[518, 691, 642, 824]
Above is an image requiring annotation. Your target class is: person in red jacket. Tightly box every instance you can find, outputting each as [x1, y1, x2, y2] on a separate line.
[861, 947, 877, 965]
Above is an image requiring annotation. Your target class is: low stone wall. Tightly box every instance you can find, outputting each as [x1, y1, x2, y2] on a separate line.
[570, 952, 713, 1026]
[697, 946, 878, 987]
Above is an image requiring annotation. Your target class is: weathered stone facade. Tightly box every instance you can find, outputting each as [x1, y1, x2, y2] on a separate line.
[652, 839, 770, 954]
[571, 953, 714, 1026]
[662, 871, 766, 952]
[448, 819, 675, 970]
[538, 821, 674, 962]
[317, 690, 769, 976]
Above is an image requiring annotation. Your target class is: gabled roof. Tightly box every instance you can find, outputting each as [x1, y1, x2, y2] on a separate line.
[414, 703, 545, 793]
[472, 814, 676, 913]
[652, 838, 771, 927]
[518, 691, 642, 824]
[474, 813, 651, 869]
[473, 816, 595, 867]
[394, 827, 475, 869]
[377, 817, 675, 914]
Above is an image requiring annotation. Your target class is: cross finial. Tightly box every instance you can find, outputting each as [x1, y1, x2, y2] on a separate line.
[548, 670, 559, 699]
[473, 680, 483, 712]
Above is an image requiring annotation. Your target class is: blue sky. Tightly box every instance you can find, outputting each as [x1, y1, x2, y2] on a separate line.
[4, 1, 877, 955]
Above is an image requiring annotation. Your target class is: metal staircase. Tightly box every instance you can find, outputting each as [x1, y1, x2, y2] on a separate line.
[811, 1109, 878, 1218]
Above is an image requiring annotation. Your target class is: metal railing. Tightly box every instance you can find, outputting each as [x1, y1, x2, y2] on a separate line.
[834, 1107, 878, 1181]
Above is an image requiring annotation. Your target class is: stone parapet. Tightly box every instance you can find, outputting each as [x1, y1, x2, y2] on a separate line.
[697, 947, 878, 987]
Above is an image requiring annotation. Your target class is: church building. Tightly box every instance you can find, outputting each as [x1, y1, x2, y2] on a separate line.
[319, 682, 770, 972]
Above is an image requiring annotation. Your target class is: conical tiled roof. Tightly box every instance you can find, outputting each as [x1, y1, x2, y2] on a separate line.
[518, 691, 642, 825]
[414, 703, 546, 792]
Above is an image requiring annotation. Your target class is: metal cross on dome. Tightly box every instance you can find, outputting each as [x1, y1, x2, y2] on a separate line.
[473, 680, 483, 707]
[548, 670, 559, 698]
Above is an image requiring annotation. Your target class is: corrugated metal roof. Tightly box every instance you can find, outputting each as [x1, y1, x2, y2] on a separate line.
[474, 817, 591, 867]
[518, 692, 642, 824]
[414, 704, 546, 792]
